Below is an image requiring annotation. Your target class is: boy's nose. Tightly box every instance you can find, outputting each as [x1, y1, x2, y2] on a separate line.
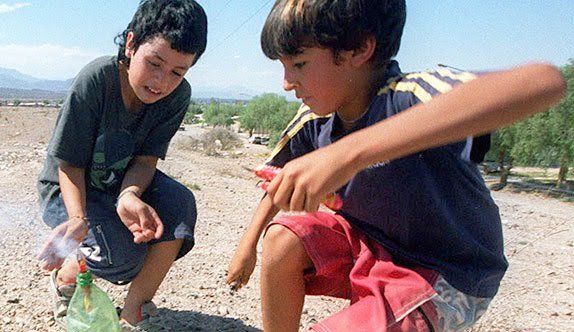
[282, 68, 299, 91]
[283, 79, 297, 91]
[153, 70, 165, 83]
[152, 71, 170, 92]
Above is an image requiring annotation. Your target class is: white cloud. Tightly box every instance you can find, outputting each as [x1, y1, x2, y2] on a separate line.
[0, 2, 31, 14]
[0, 44, 103, 79]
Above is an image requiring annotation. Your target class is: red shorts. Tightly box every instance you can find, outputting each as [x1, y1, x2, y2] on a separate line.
[268, 212, 439, 332]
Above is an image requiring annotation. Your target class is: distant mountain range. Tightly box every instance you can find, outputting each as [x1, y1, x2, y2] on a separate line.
[0, 67, 73, 92]
[0, 66, 277, 101]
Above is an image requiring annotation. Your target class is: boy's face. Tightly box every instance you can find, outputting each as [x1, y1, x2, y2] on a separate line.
[125, 33, 196, 104]
[280, 47, 364, 117]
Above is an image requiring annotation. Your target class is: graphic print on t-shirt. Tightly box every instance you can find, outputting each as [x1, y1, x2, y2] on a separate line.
[90, 130, 135, 191]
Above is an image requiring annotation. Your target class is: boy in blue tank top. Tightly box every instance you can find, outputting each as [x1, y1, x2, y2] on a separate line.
[226, 0, 566, 331]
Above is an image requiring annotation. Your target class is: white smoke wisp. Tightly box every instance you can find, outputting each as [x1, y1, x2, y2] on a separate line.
[36, 231, 81, 268]
[50, 233, 80, 260]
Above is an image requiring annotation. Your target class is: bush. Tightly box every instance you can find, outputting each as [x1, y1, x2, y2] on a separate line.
[176, 128, 243, 156]
[202, 127, 242, 149]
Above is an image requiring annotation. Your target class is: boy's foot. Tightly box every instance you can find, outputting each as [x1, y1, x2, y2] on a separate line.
[120, 301, 162, 332]
[49, 269, 76, 327]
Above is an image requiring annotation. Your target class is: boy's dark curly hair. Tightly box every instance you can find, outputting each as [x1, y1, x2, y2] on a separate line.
[261, 0, 405, 70]
[115, 0, 207, 66]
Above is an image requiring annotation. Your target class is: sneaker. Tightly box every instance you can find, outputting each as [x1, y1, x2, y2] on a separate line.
[120, 301, 163, 332]
[49, 269, 76, 327]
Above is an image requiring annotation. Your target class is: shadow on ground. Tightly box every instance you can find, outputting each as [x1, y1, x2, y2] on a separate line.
[155, 308, 261, 331]
[485, 175, 574, 202]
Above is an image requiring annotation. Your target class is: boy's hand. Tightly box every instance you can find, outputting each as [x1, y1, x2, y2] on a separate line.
[266, 144, 358, 212]
[226, 241, 257, 291]
[38, 217, 89, 270]
[116, 192, 164, 243]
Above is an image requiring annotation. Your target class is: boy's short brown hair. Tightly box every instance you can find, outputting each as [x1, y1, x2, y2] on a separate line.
[261, 0, 406, 70]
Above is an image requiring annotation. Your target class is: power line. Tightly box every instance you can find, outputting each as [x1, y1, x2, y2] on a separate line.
[210, 0, 233, 22]
[205, 0, 273, 56]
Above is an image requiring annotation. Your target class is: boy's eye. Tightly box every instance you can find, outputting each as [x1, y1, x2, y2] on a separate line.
[294, 62, 306, 69]
[172, 71, 183, 77]
[147, 61, 160, 68]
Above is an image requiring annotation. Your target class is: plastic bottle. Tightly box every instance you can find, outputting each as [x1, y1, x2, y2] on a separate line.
[66, 258, 121, 332]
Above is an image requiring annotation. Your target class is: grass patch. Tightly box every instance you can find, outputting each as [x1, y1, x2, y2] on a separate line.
[184, 182, 202, 191]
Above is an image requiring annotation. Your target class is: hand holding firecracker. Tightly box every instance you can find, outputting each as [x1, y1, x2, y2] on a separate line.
[253, 164, 343, 211]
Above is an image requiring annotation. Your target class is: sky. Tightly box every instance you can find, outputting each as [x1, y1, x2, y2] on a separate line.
[0, 0, 573, 98]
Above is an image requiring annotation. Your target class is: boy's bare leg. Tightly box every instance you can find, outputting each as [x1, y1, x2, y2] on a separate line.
[121, 239, 183, 324]
[261, 225, 314, 332]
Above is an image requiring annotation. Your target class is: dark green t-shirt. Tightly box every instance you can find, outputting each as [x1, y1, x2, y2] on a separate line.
[38, 56, 190, 204]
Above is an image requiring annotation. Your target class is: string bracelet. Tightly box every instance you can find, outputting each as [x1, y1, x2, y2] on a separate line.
[68, 215, 89, 226]
[117, 189, 141, 204]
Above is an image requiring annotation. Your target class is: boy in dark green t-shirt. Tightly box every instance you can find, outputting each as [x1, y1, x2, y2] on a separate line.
[37, 0, 207, 329]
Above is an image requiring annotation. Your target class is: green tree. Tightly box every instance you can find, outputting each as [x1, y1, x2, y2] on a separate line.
[184, 101, 205, 124]
[266, 101, 299, 146]
[545, 59, 574, 187]
[487, 125, 519, 189]
[241, 93, 298, 145]
[489, 59, 573, 188]
[203, 101, 242, 127]
[242, 93, 284, 136]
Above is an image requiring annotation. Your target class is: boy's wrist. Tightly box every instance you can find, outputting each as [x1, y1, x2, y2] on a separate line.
[68, 215, 89, 227]
[117, 189, 141, 204]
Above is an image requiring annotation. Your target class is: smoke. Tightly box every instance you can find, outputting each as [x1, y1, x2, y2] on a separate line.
[38, 231, 81, 264]
[0, 200, 78, 269]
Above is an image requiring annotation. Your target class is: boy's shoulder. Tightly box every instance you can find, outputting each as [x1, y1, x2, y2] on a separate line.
[67, 56, 118, 98]
[77, 56, 117, 78]
[376, 62, 478, 104]
[67, 56, 117, 89]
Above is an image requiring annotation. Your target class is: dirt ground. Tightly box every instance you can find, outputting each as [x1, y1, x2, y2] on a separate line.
[0, 106, 572, 331]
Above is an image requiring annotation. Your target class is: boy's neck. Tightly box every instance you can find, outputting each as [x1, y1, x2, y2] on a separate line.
[337, 107, 370, 130]
[336, 77, 377, 130]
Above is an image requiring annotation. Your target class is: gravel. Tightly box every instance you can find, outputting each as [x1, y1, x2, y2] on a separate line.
[0, 106, 572, 331]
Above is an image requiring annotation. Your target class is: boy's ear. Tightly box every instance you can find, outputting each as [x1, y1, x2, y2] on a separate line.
[125, 31, 135, 58]
[351, 36, 376, 67]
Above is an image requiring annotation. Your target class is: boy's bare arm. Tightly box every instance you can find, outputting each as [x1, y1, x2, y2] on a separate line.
[38, 162, 88, 270]
[227, 194, 280, 290]
[119, 155, 158, 195]
[351, 63, 566, 169]
[116, 155, 164, 243]
[58, 161, 88, 219]
[267, 63, 566, 212]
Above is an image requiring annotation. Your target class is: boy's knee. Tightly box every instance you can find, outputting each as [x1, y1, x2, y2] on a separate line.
[148, 173, 197, 223]
[263, 224, 297, 250]
[178, 187, 197, 220]
[262, 224, 311, 271]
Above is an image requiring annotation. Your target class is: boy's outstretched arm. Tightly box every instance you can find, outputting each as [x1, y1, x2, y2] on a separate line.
[226, 194, 280, 290]
[267, 63, 567, 212]
[38, 162, 89, 270]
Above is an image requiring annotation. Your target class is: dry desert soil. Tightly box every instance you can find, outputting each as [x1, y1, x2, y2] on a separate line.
[0, 106, 572, 331]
